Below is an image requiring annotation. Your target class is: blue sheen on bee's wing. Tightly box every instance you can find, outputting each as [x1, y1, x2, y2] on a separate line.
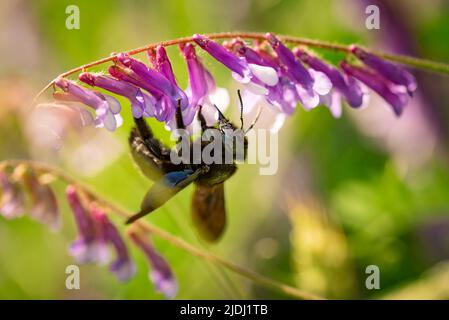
[125, 168, 203, 224]
[164, 169, 195, 187]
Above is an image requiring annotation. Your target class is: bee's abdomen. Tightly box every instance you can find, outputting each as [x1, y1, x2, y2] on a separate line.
[195, 164, 237, 186]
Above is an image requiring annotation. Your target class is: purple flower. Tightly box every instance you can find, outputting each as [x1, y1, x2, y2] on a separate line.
[350, 45, 417, 95]
[265, 33, 314, 91]
[319, 89, 344, 118]
[66, 185, 110, 264]
[193, 34, 278, 95]
[117, 53, 174, 97]
[116, 53, 188, 120]
[341, 61, 409, 116]
[226, 41, 298, 129]
[22, 169, 60, 231]
[152, 45, 191, 128]
[228, 40, 327, 126]
[0, 170, 25, 219]
[193, 34, 251, 82]
[265, 34, 332, 110]
[154, 46, 177, 85]
[179, 43, 229, 128]
[110, 59, 181, 123]
[129, 231, 177, 299]
[229, 41, 291, 112]
[226, 39, 281, 91]
[108, 65, 173, 121]
[108, 65, 160, 98]
[79, 72, 155, 119]
[294, 48, 365, 109]
[54, 78, 123, 131]
[228, 38, 278, 69]
[266, 77, 299, 115]
[67, 185, 136, 281]
[153, 46, 189, 111]
[180, 43, 214, 107]
[92, 206, 136, 282]
[66, 186, 136, 281]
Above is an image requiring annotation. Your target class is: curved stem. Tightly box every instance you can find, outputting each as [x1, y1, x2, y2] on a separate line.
[33, 32, 449, 102]
[368, 50, 449, 74]
[0, 159, 324, 300]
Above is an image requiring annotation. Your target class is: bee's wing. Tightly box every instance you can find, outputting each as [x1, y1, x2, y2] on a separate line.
[191, 183, 226, 242]
[125, 168, 203, 224]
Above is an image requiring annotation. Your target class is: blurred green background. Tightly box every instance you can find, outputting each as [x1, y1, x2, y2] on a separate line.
[1, 0, 449, 299]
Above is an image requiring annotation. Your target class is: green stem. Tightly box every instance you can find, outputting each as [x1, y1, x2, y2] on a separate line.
[370, 50, 449, 75]
[0, 159, 324, 300]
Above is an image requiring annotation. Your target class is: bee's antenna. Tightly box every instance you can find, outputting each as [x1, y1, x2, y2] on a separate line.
[245, 107, 262, 134]
[237, 89, 244, 130]
[197, 105, 208, 133]
[213, 104, 227, 121]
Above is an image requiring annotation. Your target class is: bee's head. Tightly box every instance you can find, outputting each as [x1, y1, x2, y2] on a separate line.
[214, 105, 235, 133]
[212, 98, 251, 162]
[214, 89, 262, 137]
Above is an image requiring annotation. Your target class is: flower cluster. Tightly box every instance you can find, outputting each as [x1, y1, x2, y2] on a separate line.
[0, 165, 177, 299]
[0, 165, 59, 228]
[52, 33, 416, 133]
[65, 185, 176, 298]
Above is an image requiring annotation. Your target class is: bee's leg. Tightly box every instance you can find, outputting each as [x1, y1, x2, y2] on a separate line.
[133, 117, 164, 159]
[174, 99, 196, 165]
[175, 99, 186, 131]
[174, 99, 192, 147]
[134, 116, 153, 140]
[197, 105, 208, 134]
[237, 89, 244, 130]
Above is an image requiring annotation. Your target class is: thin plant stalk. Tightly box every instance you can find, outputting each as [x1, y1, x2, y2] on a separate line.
[0, 159, 324, 300]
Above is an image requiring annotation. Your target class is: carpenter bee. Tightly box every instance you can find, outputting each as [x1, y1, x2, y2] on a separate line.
[125, 90, 259, 242]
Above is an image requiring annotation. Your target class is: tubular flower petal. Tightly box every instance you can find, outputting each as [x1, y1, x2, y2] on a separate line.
[154, 46, 189, 111]
[193, 34, 251, 82]
[228, 38, 278, 69]
[66, 185, 110, 264]
[265, 34, 331, 110]
[117, 53, 187, 116]
[294, 48, 364, 108]
[193, 34, 277, 93]
[293, 48, 366, 117]
[350, 45, 417, 95]
[341, 61, 409, 116]
[129, 231, 177, 299]
[265, 33, 314, 92]
[54, 78, 122, 131]
[22, 169, 60, 231]
[109, 65, 174, 121]
[111, 58, 179, 122]
[180, 43, 215, 106]
[117, 53, 174, 98]
[0, 171, 25, 219]
[79, 72, 156, 118]
[179, 43, 229, 129]
[92, 207, 136, 282]
[228, 39, 298, 119]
